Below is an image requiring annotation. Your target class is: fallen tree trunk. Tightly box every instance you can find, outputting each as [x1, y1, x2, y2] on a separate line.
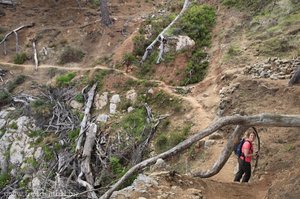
[100, 114, 300, 199]
[76, 83, 97, 152]
[78, 123, 98, 199]
[141, 0, 190, 63]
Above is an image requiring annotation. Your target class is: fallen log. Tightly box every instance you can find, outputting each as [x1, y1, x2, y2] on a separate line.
[76, 83, 97, 152]
[78, 123, 98, 198]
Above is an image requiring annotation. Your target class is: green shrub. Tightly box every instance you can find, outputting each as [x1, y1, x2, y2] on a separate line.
[121, 108, 147, 139]
[59, 46, 85, 64]
[0, 173, 10, 189]
[180, 5, 216, 46]
[68, 128, 80, 143]
[123, 53, 137, 65]
[133, 34, 149, 56]
[42, 145, 54, 161]
[9, 122, 18, 129]
[110, 156, 125, 177]
[75, 93, 84, 103]
[169, 131, 188, 147]
[6, 75, 26, 92]
[13, 52, 27, 64]
[56, 72, 76, 87]
[0, 90, 11, 106]
[181, 50, 208, 85]
[155, 134, 169, 152]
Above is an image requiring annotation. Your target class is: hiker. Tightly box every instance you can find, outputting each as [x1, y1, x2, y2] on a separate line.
[234, 130, 258, 183]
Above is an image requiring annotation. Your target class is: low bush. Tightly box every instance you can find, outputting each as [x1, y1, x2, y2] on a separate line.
[6, 75, 26, 92]
[0, 90, 11, 107]
[181, 50, 208, 85]
[59, 46, 85, 64]
[56, 72, 76, 87]
[74, 93, 84, 103]
[180, 5, 216, 46]
[13, 52, 27, 64]
[0, 173, 10, 189]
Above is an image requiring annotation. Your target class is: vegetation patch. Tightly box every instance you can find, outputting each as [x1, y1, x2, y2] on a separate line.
[6, 75, 26, 92]
[56, 72, 76, 87]
[13, 52, 27, 64]
[0, 90, 11, 107]
[0, 173, 11, 189]
[59, 46, 85, 64]
[155, 123, 192, 153]
[221, 0, 273, 11]
[180, 4, 216, 46]
[181, 50, 209, 85]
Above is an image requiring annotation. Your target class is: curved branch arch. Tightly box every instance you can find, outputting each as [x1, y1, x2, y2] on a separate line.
[100, 114, 300, 199]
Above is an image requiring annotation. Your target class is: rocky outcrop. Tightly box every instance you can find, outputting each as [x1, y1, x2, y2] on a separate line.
[244, 57, 300, 80]
[165, 35, 195, 53]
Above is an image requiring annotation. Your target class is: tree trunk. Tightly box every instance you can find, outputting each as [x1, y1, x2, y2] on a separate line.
[76, 83, 97, 152]
[100, 0, 112, 26]
[100, 114, 300, 199]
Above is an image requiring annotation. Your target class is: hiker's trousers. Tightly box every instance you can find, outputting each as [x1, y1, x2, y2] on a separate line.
[234, 158, 251, 182]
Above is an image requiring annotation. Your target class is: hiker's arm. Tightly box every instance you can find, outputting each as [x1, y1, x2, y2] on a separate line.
[243, 148, 256, 157]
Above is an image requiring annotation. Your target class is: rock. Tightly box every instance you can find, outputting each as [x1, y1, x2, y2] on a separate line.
[0, 110, 9, 118]
[165, 35, 195, 52]
[110, 103, 117, 114]
[126, 89, 137, 102]
[70, 100, 83, 109]
[97, 114, 109, 123]
[110, 94, 121, 104]
[150, 158, 168, 172]
[34, 147, 43, 160]
[0, 119, 6, 129]
[95, 92, 108, 110]
[31, 177, 41, 192]
[148, 88, 154, 94]
[127, 107, 134, 113]
[204, 140, 216, 148]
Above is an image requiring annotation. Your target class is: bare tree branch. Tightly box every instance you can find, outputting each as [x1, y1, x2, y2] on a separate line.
[141, 0, 190, 62]
[100, 114, 300, 199]
[0, 23, 34, 53]
[192, 125, 249, 178]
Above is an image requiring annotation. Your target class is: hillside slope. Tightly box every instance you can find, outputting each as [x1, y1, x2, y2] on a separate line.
[0, 0, 300, 199]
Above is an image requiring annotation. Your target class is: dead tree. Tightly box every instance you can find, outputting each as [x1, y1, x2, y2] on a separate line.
[100, 0, 112, 26]
[32, 40, 39, 70]
[77, 123, 98, 198]
[76, 83, 97, 152]
[100, 114, 300, 199]
[0, 23, 34, 55]
[141, 0, 190, 63]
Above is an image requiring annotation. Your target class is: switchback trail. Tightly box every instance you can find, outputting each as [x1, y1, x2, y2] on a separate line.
[0, 61, 213, 128]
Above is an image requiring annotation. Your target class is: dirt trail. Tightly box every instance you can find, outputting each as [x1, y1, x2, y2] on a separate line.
[0, 61, 212, 128]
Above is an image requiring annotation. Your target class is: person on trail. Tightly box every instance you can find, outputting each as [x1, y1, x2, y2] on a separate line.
[234, 130, 258, 183]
